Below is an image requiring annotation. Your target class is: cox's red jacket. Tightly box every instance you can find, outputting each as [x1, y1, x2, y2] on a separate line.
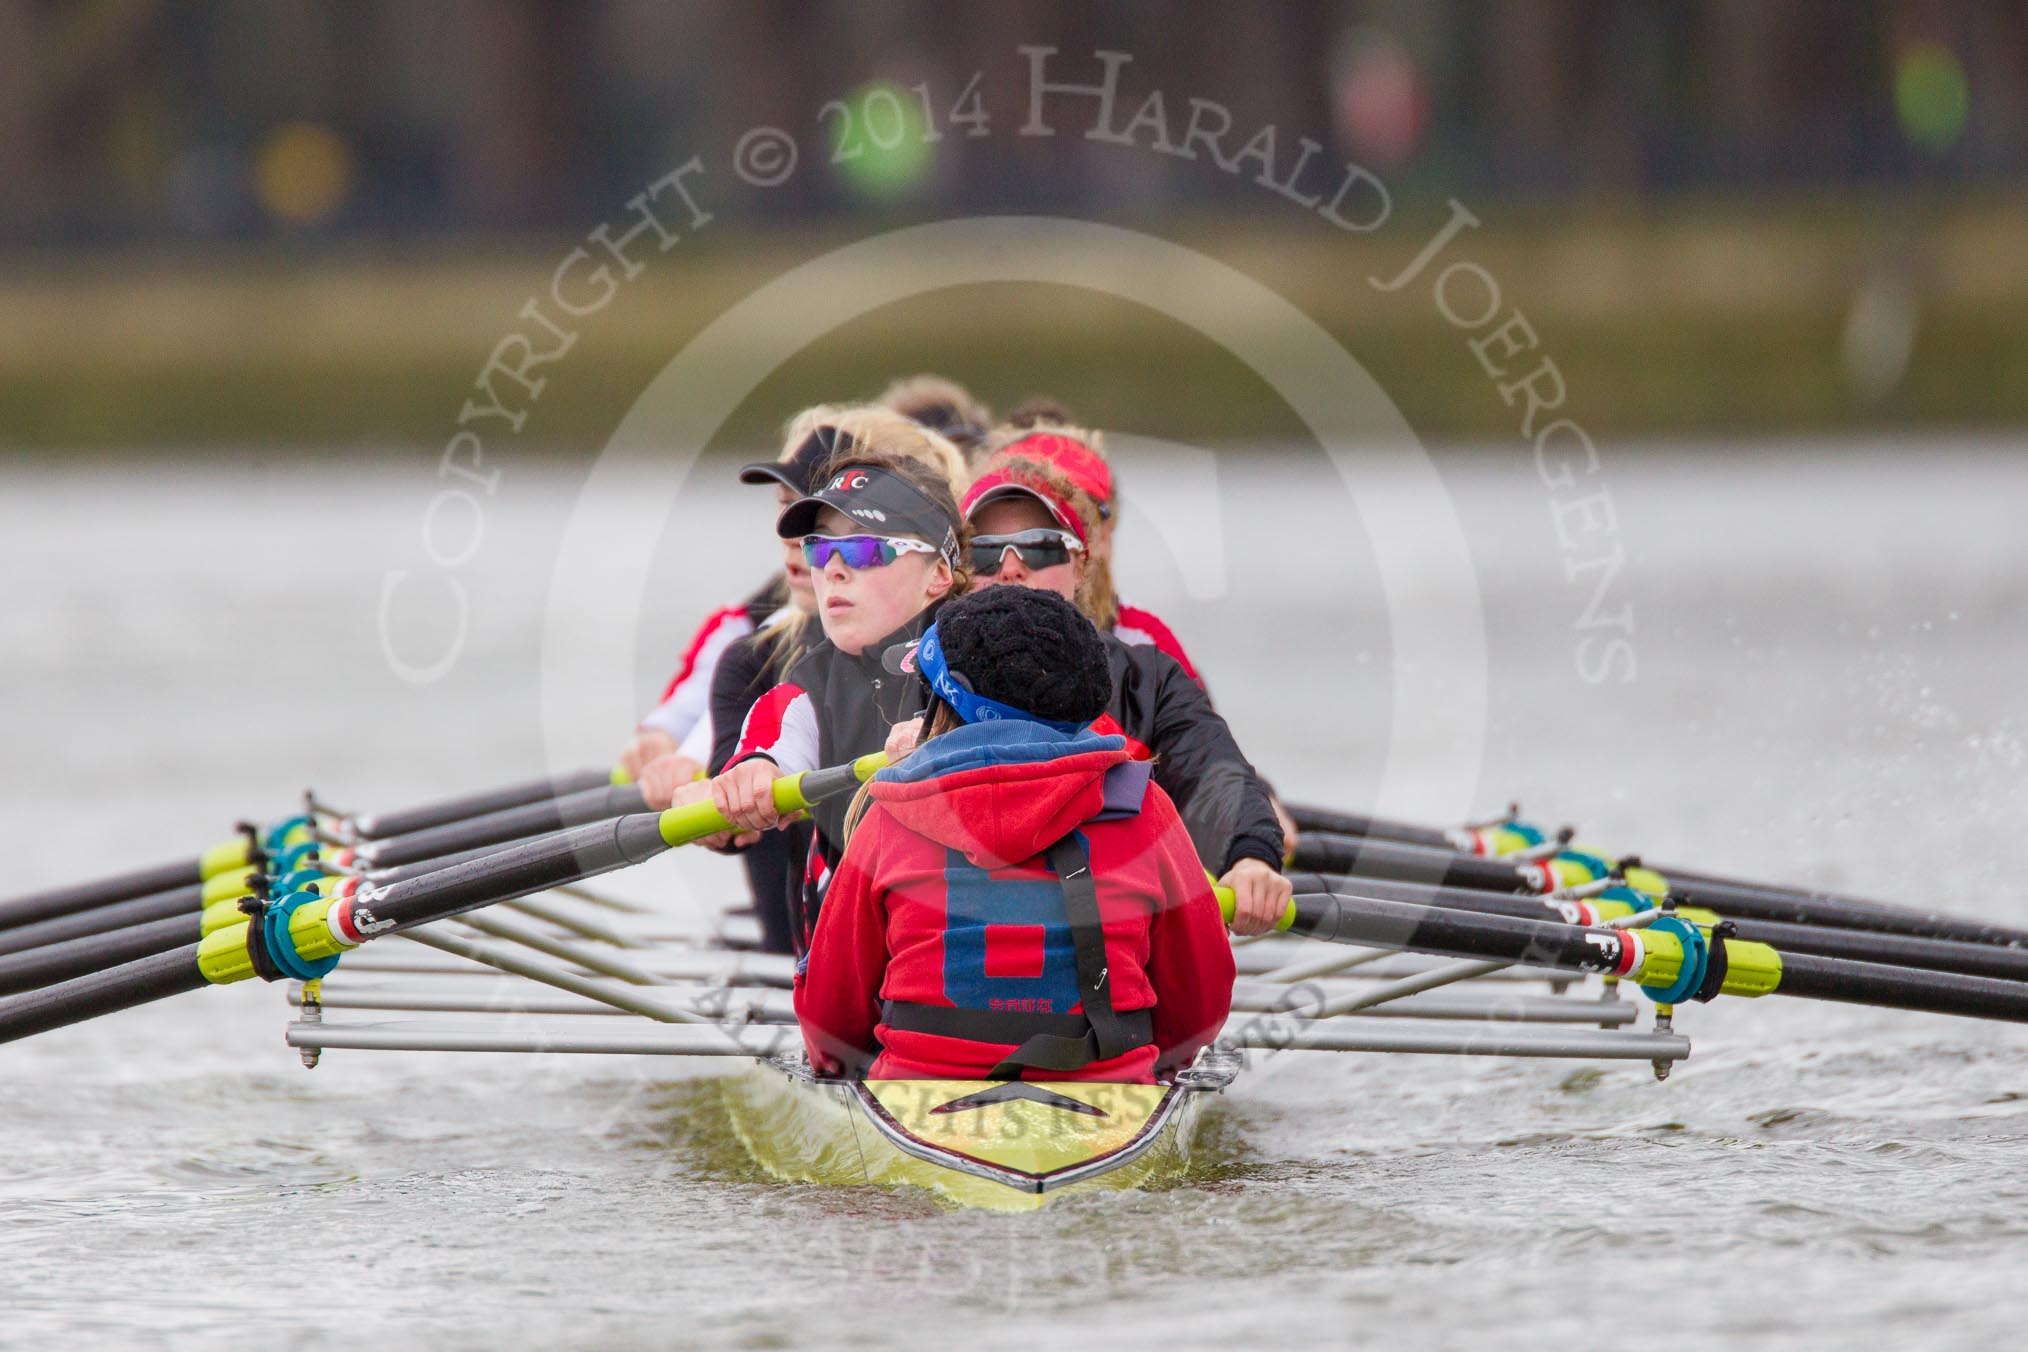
[794, 722, 1236, 1082]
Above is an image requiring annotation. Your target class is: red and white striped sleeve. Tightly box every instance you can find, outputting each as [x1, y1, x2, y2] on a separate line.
[1114, 601, 1203, 684]
[638, 604, 758, 742]
[728, 682, 819, 776]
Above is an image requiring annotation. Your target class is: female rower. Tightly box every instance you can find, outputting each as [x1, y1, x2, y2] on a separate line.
[980, 419, 1301, 855]
[974, 419, 1204, 681]
[952, 451, 1294, 935]
[704, 412, 972, 948]
[618, 409, 847, 788]
[876, 373, 993, 453]
[795, 584, 1235, 1082]
[677, 408, 968, 954]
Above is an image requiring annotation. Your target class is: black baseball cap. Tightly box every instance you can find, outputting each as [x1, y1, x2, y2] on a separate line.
[775, 463, 960, 566]
[738, 426, 852, 496]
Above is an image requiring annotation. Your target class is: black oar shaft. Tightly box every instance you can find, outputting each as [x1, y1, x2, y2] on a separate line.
[360, 812, 672, 931]
[1710, 914, 2028, 984]
[0, 945, 207, 1044]
[1290, 887, 2028, 1025]
[1290, 802, 2026, 945]
[1297, 831, 2028, 952]
[1293, 873, 2028, 985]
[1292, 833, 1530, 893]
[0, 915, 201, 996]
[362, 840, 522, 885]
[1659, 874, 2028, 949]
[1284, 804, 1452, 850]
[0, 816, 667, 1047]
[0, 885, 203, 954]
[0, 760, 876, 1048]
[346, 768, 613, 840]
[1286, 889, 1616, 974]
[1772, 952, 2028, 1023]
[355, 784, 648, 869]
[0, 859, 200, 931]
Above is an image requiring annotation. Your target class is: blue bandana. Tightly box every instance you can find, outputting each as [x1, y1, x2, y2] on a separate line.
[913, 621, 1091, 734]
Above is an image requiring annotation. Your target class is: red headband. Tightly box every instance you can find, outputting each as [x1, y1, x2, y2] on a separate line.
[961, 466, 1087, 545]
[1005, 432, 1113, 510]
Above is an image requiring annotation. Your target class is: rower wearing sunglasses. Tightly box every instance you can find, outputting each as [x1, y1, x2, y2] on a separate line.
[986, 418, 1301, 856]
[702, 414, 972, 949]
[976, 419, 1206, 683]
[950, 452, 1293, 936]
[624, 414, 847, 802]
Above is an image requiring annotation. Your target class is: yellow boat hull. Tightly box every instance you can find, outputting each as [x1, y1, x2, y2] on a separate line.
[720, 1056, 1233, 1212]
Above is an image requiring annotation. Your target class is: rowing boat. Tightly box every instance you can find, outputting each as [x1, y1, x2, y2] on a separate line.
[284, 885, 1688, 1210]
[11, 763, 2028, 1211]
[721, 1055, 1235, 1210]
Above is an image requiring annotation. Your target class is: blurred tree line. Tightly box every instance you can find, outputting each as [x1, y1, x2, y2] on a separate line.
[0, 0, 2021, 247]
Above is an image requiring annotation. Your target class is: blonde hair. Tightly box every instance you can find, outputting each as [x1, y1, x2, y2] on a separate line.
[752, 404, 853, 672]
[1003, 395, 1077, 431]
[842, 699, 963, 844]
[876, 374, 993, 447]
[762, 403, 974, 680]
[823, 404, 971, 495]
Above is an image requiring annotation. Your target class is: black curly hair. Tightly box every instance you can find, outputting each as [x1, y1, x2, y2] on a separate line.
[934, 584, 1113, 726]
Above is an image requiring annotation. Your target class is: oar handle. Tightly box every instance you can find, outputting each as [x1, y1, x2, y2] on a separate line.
[0, 755, 894, 1049]
[654, 754, 888, 848]
[1212, 880, 1298, 932]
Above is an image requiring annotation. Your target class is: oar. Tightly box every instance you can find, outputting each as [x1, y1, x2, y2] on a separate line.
[0, 812, 631, 993]
[1280, 804, 1454, 850]
[0, 885, 205, 954]
[1292, 832, 2028, 950]
[1224, 884, 2028, 1025]
[0, 756, 883, 1046]
[0, 838, 259, 931]
[1287, 801, 1976, 926]
[0, 860, 353, 995]
[0, 769, 621, 931]
[349, 784, 649, 869]
[1288, 872, 2028, 986]
[339, 768, 616, 841]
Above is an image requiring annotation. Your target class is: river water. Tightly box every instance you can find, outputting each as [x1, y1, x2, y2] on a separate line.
[2, 440, 2025, 1349]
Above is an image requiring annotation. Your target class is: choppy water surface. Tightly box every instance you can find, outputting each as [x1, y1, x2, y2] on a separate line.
[3, 441, 2026, 1350]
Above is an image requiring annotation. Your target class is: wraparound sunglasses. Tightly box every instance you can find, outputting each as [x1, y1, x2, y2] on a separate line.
[969, 529, 1083, 575]
[802, 534, 939, 570]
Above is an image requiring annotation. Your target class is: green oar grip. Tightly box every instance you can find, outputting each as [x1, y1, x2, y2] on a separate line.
[1213, 880, 1297, 932]
[654, 753, 888, 849]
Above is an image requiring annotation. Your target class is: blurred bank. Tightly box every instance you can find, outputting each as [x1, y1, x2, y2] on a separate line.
[2, 1, 2024, 448]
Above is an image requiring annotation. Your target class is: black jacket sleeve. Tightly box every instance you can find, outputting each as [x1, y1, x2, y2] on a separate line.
[708, 632, 776, 775]
[1109, 639, 1283, 875]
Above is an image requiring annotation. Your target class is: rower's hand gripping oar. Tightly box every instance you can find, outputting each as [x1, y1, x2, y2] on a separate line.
[210, 752, 886, 986]
[0, 756, 885, 1046]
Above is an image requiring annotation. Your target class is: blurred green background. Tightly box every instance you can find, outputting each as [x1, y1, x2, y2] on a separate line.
[2, 0, 2024, 448]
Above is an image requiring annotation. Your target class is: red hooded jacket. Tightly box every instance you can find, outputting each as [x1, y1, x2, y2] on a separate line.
[794, 722, 1236, 1082]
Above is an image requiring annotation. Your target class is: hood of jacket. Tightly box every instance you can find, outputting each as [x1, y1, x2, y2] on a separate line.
[868, 721, 1139, 869]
